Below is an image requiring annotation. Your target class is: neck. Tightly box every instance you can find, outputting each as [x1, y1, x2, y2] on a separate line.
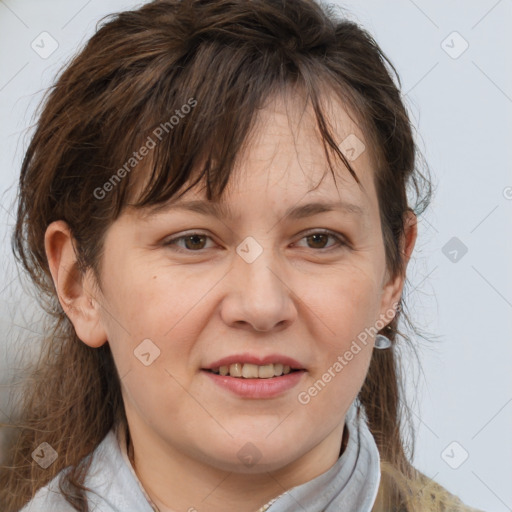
[126, 420, 348, 512]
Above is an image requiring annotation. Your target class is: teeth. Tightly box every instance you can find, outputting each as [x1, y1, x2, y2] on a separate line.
[229, 363, 242, 377]
[258, 364, 274, 379]
[242, 363, 259, 378]
[211, 362, 296, 378]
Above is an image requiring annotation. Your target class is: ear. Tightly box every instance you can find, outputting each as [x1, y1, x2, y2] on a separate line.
[45, 220, 107, 348]
[378, 210, 418, 322]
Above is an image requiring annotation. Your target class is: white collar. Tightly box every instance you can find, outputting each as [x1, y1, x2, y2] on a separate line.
[116, 400, 380, 512]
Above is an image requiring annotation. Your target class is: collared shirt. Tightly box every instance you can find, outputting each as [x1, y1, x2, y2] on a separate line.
[20, 400, 381, 512]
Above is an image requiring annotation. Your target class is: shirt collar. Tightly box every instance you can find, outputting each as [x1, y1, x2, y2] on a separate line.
[264, 400, 381, 511]
[116, 400, 380, 512]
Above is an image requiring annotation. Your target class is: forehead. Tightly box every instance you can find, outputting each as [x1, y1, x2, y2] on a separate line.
[134, 88, 378, 223]
[234, 88, 374, 190]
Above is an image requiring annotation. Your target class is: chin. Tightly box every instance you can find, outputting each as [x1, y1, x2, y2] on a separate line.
[208, 450, 298, 474]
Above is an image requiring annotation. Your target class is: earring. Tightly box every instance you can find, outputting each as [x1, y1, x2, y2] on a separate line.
[374, 334, 392, 350]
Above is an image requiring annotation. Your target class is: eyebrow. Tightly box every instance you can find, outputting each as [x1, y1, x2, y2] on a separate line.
[141, 199, 365, 221]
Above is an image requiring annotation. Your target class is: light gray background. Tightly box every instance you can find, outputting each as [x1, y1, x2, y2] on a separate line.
[1, 1, 511, 511]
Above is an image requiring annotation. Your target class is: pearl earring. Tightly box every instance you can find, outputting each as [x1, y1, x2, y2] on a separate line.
[374, 334, 392, 350]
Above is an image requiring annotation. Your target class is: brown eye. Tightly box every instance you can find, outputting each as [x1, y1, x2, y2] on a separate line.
[164, 232, 214, 252]
[182, 234, 208, 250]
[164, 230, 346, 254]
[295, 230, 346, 251]
[305, 233, 330, 249]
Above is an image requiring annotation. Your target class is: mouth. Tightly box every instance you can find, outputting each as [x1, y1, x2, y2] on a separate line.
[203, 363, 304, 379]
[201, 363, 306, 399]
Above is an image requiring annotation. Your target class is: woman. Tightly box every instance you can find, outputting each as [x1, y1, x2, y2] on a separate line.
[0, 0, 484, 510]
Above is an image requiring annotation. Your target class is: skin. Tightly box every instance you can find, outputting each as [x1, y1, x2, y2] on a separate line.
[45, 90, 417, 512]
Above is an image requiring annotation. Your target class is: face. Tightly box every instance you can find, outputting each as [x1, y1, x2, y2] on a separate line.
[70, 91, 406, 474]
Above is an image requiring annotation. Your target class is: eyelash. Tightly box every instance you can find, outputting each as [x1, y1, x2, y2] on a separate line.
[163, 230, 348, 254]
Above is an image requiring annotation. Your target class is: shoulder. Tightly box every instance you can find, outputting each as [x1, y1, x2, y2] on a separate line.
[413, 474, 486, 512]
[18, 479, 76, 512]
[374, 460, 486, 512]
[19, 429, 153, 512]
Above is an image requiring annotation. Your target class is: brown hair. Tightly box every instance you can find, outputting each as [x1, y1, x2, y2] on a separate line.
[0, 0, 457, 510]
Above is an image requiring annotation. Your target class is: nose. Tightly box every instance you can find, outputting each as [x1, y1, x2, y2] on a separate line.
[220, 242, 297, 332]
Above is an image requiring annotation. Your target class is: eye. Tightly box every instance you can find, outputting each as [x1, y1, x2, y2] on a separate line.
[163, 230, 346, 253]
[294, 230, 347, 251]
[163, 232, 216, 252]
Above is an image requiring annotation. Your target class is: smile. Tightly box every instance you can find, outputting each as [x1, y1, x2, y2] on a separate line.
[202, 368, 306, 399]
[206, 362, 301, 378]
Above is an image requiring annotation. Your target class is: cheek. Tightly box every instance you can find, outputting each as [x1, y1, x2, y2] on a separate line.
[99, 257, 222, 374]
[100, 255, 195, 334]
[305, 263, 383, 347]
[99, 262, 209, 426]
[296, 278, 377, 419]
[295, 263, 380, 400]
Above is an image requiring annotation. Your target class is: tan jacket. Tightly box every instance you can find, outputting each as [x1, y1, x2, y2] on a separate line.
[372, 460, 485, 512]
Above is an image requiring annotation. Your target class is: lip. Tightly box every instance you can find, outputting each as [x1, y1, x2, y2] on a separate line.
[202, 369, 306, 399]
[203, 353, 305, 370]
